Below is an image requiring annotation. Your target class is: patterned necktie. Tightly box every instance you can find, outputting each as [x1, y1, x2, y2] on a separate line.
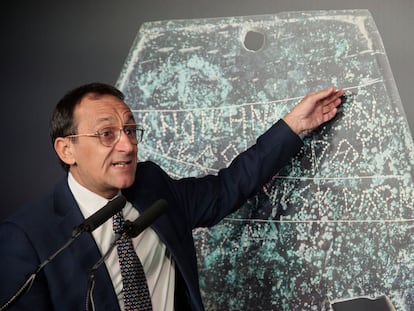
[113, 211, 153, 311]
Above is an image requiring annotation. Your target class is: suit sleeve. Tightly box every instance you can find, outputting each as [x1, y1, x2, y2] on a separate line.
[173, 119, 304, 228]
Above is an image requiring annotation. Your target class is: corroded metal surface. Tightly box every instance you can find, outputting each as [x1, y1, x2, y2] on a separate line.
[117, 10, 414, 310]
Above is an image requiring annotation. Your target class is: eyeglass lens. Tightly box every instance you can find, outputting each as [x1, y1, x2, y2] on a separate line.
[99, 125, 143, 147]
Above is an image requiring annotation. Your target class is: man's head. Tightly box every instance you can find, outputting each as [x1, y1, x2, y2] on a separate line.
[51, 83, 140, 198]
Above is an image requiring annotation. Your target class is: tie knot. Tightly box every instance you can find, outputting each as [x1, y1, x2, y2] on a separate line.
[113, 211, 125, 234]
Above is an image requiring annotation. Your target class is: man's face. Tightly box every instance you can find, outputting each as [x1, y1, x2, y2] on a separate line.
[67, 94, 138, 198]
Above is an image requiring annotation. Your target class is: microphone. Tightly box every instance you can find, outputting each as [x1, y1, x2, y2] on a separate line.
[0, 195, 127, 311]
[85, 199, 168, 311]
[124, 199, 168, 237]
[75, 195, 126, 233]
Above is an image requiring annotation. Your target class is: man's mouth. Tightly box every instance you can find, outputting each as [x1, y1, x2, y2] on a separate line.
[113, 161, 131, 167]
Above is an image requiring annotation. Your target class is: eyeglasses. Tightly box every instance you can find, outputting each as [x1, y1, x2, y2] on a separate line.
[65, 124, 144, 147]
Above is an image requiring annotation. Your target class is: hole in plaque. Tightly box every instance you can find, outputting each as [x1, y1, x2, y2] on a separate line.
[243, 30, 265, 52]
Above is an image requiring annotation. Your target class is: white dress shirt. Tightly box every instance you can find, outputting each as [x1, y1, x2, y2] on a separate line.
[68, 173, 175, 311]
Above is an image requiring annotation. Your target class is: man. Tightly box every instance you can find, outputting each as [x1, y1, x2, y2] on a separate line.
[0, 83, 343, 310]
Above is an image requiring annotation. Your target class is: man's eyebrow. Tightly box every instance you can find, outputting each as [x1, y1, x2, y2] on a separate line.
[93, 117, 118, 127]
[123, 113, 136, 124]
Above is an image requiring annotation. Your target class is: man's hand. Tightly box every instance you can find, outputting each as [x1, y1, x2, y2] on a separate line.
[283, 86, 344, 135]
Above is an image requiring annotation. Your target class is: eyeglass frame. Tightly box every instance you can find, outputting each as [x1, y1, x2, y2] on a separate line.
[64, 123, 144, 147]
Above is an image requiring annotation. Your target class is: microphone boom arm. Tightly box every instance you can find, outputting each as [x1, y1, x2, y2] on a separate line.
[0, 229, 82, 311]
[0, 195, 126, 311]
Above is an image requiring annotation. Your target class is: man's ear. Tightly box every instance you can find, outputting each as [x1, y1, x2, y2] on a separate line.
[54, 137, 76, 166]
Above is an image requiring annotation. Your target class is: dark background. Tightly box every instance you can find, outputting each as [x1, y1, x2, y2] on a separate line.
[1, 0, 413, 220]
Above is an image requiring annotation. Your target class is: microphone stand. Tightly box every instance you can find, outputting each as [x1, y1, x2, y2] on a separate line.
[85, 233, 122, 311]
[0, 228, 83, 311]
[85, 199, 168, 310]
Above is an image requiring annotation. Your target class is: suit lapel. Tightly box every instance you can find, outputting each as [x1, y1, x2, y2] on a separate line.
[50, 178, 121, 310]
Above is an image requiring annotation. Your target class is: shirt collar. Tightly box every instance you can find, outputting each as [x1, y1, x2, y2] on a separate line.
[67, 172, 122, 219]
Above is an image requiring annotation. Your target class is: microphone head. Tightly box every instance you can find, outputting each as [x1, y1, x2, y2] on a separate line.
[78, 195, 127, 233]
[124, 199, 168, 238]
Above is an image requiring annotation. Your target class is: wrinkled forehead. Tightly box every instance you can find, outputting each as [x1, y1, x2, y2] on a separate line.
[94, 110, 136, 125]
[75, 94, 136, 127]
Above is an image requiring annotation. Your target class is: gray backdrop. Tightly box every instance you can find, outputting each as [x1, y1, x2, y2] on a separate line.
[1, 1, 413, 310]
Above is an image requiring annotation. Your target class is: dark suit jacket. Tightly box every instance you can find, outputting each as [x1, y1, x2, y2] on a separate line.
[0, 120, 303, 310]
